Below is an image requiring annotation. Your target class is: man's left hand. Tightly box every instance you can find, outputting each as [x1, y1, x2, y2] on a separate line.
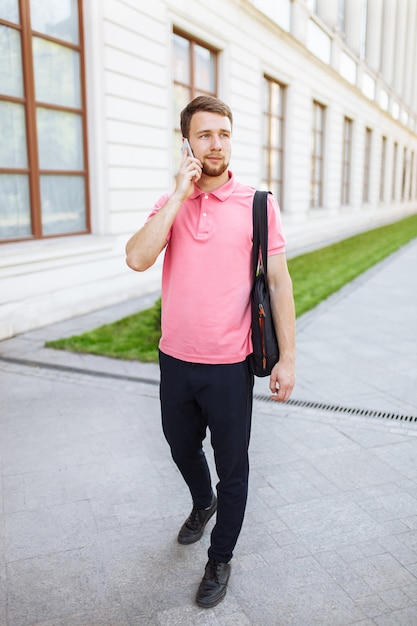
[269, 360, 295, 403]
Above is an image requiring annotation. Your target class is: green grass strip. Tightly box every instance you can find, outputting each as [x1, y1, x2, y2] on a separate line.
[289, 213, 417, 317]
[46, 297, 161, 363]
[46, 213, 417, 363]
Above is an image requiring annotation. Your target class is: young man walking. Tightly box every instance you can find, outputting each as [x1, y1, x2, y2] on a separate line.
[126, 95, 295, 608]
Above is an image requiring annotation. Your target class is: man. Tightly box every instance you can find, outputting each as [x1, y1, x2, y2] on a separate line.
[126, 96, 295, 608]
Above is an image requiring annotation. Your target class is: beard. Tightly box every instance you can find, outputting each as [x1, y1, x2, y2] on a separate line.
[201, 157, 229, 177]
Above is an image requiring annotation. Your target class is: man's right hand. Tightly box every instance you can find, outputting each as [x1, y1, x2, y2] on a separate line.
[175, 145, 202, 200]
[125, 146, 203, 272]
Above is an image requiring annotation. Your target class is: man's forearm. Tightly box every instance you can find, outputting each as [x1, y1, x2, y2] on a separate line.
[268, 270, 296, 402]
[125, 192, 185, 271]
[272, 281, 296, 366]
[267, 254, 296, 366]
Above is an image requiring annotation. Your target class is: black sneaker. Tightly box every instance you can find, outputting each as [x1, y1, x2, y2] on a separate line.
[196, 558, 231, 608]
[177, 495, 217, 545]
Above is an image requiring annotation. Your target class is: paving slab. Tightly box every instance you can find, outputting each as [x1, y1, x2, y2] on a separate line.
[284, 240, 417, 417]
[1, 240, 417, 625]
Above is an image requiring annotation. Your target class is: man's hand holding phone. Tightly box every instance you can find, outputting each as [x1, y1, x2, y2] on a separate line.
[176, 138, 202, 199]
[181, 138, 194, 159]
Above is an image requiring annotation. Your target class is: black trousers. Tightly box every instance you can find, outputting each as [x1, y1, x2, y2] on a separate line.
[159, 351, 254, 563]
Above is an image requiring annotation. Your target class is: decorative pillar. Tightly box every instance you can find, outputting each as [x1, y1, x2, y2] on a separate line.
[380, 0, 397, 86]
[291, 0, 309, 46]
[344, 0, 363, 57]
[402, 0, 416, 107]
[316, 0, 338, 29]
[392, 0, 408, 97]
[365, 0, 383, 73]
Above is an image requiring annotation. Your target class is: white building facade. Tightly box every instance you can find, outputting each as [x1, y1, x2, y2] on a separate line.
[1, 0, 417, 339]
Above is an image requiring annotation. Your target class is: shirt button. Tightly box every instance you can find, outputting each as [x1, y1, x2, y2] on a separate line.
[204, 195, 208, 199]
[203, 212, 207, 216]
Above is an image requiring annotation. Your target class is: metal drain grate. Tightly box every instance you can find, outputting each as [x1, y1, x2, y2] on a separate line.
[254, 394, 417, 424]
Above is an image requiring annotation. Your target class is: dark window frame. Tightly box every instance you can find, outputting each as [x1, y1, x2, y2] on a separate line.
[401, 146, 407, 201]
[172, 28, 218, 101]
[363, 127, 372, 203]
[341, 116, 352, 205]
[0, 0, 89, 243]
[392, 142, 398, 201]
[171, 29, 218, 173]
[261, 75, 285, 209]
[379, 135, 387, 202]
[409, 150, 414, 201]
[311, 100, 325, 209]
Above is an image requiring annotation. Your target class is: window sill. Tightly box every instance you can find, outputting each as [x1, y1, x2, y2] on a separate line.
[0, 234, 116, 276]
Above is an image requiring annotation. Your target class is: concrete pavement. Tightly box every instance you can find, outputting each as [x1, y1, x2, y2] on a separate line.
[1, 239, 417, 625]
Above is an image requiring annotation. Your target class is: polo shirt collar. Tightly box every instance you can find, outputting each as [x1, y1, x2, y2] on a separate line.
[190, 171, 238, 201]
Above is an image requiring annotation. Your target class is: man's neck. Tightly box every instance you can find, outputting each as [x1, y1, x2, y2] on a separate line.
[196, 171, 230, 193]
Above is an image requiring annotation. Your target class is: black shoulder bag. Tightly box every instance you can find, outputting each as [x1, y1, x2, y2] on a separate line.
[249, 190, 280, 377]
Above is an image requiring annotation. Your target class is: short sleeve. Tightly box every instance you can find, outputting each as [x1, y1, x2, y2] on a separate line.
[146, 192, 172, 242]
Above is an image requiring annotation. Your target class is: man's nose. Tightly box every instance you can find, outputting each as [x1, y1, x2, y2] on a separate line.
[211, 135, 222, 150]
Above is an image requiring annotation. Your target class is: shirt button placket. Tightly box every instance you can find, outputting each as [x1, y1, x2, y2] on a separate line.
[197, 194, 210, 237]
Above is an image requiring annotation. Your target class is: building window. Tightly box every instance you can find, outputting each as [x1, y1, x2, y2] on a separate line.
[391, 142, 398, 200]
[341, 117, 352, 205]
[401, 147, 407, 201]
[172, 31, 217, 170]
[412, 152, 417, 199]
[414, 150, 417, 200]
[0, 0, 89, 243]
[363, 127, 372, 203]
[311, 101, 325, 208]
[379, 136, 386, 202]
[261, 77, 285, 208]
[409, 151, 414, 201]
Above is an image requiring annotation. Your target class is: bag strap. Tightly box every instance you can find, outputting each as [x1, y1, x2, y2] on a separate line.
[252, 190, 271, 277]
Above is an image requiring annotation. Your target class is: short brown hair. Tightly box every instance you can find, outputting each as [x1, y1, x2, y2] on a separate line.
[180, 96, 233, 138]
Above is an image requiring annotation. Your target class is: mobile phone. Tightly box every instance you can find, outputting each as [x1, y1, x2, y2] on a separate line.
[181, 138, 194, 158]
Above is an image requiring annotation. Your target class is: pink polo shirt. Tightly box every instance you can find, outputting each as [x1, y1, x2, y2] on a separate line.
[148, 172, 286, 364]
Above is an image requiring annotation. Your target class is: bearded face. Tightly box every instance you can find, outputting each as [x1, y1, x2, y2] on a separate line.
[201, 155, 230, 178]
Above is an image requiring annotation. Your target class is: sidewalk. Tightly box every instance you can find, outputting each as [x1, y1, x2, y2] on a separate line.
[1, 240, 417, 625]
